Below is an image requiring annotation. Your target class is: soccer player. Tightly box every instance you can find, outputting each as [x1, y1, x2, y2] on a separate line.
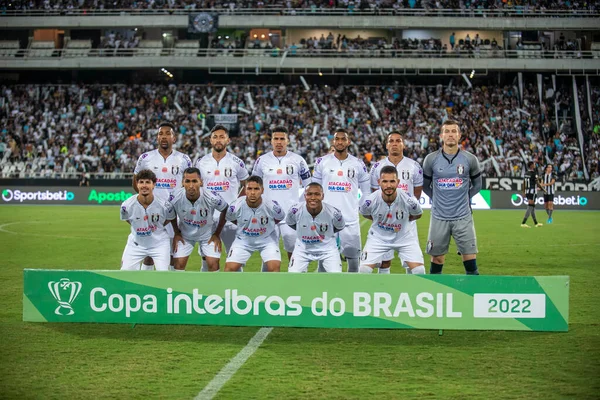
[286, 182, 346, 273]
[369, 131, 423, 274]
[224, 176, 286, 272]
[358, 166, 425, 274]
[422, 120, 482, 275]
[542, 164, 556, 224]
[521, 162, 544, 228]
[251, 126, 311, 263]
[169, 167, 228, 272]
[312, 129, 370, 273]
[120, 169, 176, 271]
[134, 121, 192, 270]
[195, 124, 249, 271]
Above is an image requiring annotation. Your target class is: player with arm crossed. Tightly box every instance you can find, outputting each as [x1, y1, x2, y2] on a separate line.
[120, 169, 176, 271]
[195, 125, 249, 271]
[359, 166, 425, 274]
[422, 120, 482, 275]
[224, 176, 286, 272]
[133, 121, 192, 270]
[252, 126, 312, 265]
[369, 131, 423, 274]
[286, 182, 346, 273]
[169, 167, 228, 272]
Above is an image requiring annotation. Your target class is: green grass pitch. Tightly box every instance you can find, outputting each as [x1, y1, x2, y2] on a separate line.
[1, 206, 599, 399]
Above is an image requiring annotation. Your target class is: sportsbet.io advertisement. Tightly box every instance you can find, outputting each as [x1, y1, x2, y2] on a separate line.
[1, 186, 135, 205]
[24, 270, 569, 332]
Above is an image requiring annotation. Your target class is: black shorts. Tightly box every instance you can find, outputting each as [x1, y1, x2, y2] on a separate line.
[526, 193, 536, 201]
[544, 194, 554, 203]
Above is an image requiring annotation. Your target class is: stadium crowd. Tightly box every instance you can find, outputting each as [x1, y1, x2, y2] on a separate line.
[1, 0, 599, 12]
[0, 82, 598, 180]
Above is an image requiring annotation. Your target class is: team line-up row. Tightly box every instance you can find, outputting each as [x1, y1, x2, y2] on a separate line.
[123, 120, 482, 275]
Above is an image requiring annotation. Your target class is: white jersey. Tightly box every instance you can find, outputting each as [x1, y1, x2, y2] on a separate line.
[168, 187, 228, 243]
[251, 151, 311, 213]
[359, 189, 422, 242]
[226, 197, 286, 246]
[120, 195, 176, 248]
[369, 157, 423, 196]
[134, 149, 192, 201]
[195, 152, 249, 205]
[286, 202, 345, 251]
[312, 153, 370, 223]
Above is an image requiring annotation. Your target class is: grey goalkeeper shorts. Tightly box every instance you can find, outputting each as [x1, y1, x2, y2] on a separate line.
[426, 214, 478, 256]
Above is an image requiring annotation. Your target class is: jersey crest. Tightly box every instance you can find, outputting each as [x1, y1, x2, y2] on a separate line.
[172, 166, 180, 175]
[401, 170, 410, 180]
[286, 165, 294, 175]
[224, 167, 233, 177]
[319, 223, 329, 232]
[260, 216, 269, 225]
[198, 208, 209, 217]
[457, 164, 465, 175]
[150, 214, 160, 223]
[347, 168, 355, 179]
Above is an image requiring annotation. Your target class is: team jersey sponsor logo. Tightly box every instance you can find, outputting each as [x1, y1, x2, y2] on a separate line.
[398, 183, 409, 192]
[183, 218, 208, 228]
[156, 178, 177, 189]
[242, 227, 267, 237]
[436, 178, 464, 189]
[136, 226, 157, 236]
[268, 179, 293, 190]
[206, 181, 231, 192]
[162, 167, 168, 173]
[301, 235, 324, 244]
[215, 170, 220, 176]
[277, 169, 283, 175]
[376, 221, 403, 233]
[327, 181, 352, 192]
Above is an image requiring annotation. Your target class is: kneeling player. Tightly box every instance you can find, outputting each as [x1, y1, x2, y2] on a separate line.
[359, 166, 425, 274]
[169, 167, 228, 272]
[224, 176, 285, 272]
[286, 183, 345, 273]
[120, 169, 176, 271]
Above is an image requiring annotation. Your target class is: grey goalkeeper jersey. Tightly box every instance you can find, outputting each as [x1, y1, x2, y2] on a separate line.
[422, 149, 481, 221]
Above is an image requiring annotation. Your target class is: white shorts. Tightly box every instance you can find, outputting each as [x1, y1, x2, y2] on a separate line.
[121, 236, 171, 271]
[278, 222, 296, 253]
[361, 231, 424, 267]
[226, 238, 281, 265]
[289, 246, 342, 273]
[172, 237, 221, 259]
[339, 220, 361, 259]
[382, 221, 418, 261]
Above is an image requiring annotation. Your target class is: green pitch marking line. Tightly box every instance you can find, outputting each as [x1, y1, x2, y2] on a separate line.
[195, 327, 273, 400]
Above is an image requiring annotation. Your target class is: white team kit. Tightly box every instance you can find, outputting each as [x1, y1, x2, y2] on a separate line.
[120, 196, 176, 271]
[369, 157, 423, 195]
[312, 153, 370, 259]
[251, 151, 312, 253]
[135, 149, 192, 201]
[225, 197, 286, 266]
[168, 187, 228, 259]
[286, 202, 346, 273]
[195, 152, 250, 251]
[359, 189, 424, 267]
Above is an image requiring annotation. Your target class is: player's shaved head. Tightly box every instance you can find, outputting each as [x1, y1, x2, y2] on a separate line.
[306, 182, 323, 192]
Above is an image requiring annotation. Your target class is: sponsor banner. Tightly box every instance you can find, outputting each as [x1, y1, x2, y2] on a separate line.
[24, 270, 569, 332]
[0, 186, 135, 205]
[484, 177, 599, 192]
[492, 191, 600, 210]
[212, 114, 238, 124]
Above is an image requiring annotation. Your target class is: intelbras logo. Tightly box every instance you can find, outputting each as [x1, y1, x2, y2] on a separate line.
[1, 189, 74, 202]
[510, 193, 588, 207]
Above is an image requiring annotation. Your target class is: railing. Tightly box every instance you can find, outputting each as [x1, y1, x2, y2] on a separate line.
[1, 47, 597, 60]
[0, 7, 599, 18]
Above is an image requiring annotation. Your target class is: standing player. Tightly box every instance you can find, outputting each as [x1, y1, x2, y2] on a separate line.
[520, 162, 544, 228]
[359, 166, 425, 274]
[369, 131, 423, 274]
[120, 169, 176, 271]
[224, 176, 285, 272]
[169, 167, 228, 272]
[422, 120, 482, 275]
[542, 164, 556, 224]
[252, 127, 311, 263]
[195, 124, 249, 271]
[286, 183, 346, 273]
[134, 121, 192, 270]
[312, 129, 370, 273]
